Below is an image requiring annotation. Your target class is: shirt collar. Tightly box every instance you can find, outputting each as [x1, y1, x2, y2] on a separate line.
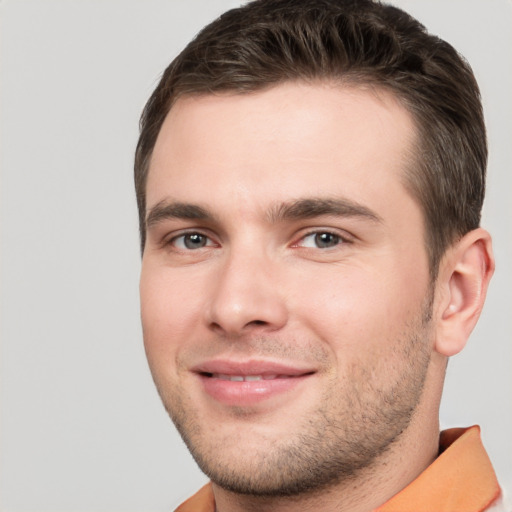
[376, 426, 500, 512]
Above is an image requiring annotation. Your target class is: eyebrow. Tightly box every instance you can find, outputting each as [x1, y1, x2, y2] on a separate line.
[267, 198, 382, 224]
[146, 200, 214, 229]
[145, 197, 382, 229]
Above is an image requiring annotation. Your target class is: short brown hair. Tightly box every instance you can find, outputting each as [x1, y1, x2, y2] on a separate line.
[135, 0, 486, 276]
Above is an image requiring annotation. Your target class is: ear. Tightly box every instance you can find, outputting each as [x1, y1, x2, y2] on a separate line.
[434, 228, 494, 357]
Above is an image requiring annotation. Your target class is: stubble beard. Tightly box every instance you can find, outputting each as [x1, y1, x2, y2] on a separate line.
[155, 303, 433, 498]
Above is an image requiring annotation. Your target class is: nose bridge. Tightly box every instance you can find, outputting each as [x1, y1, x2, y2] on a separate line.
[205, 240, 287, 335]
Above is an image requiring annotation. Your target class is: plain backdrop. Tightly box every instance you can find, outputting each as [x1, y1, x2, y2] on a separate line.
[1, 1, 511, 510]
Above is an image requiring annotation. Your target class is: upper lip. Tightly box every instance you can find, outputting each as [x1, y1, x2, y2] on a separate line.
[191, 359, 316, 377]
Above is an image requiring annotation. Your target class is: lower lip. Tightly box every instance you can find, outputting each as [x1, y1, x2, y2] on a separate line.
[198, 374, 311, 407]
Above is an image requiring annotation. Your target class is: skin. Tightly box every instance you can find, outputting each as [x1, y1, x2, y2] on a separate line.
[140, 82, 494, 512]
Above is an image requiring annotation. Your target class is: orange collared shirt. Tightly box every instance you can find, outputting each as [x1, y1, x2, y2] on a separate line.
[175, 426, 502, 512]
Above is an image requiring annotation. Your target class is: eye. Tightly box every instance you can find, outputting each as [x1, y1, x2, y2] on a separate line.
[171, 232, 214, 250]
[298, 231, 343, 249]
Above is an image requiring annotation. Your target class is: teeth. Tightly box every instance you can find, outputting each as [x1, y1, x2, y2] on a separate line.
[244, 375, 262, 381]
[217, 374, 244, 381]
[213, 374, 280, 381]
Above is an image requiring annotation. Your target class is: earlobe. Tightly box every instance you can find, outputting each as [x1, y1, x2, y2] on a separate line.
[434, 228, 494, 357]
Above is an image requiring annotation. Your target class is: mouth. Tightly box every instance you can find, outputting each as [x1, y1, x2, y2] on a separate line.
[203, 373, 308, 381]
[192, 361, 316, 407]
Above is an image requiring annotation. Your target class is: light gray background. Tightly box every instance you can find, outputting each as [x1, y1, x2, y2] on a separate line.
[1, 1, 510, 510]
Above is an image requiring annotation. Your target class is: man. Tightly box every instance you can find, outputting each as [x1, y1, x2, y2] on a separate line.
[134, 0, 502, 510]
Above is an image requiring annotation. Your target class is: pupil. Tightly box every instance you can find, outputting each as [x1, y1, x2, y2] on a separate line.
[315, 232, 338, 248]
[184, 233, 206, 249]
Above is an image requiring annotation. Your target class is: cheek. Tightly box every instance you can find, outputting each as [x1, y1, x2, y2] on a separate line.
[291, 263, 426, 350]
[139, 266, 206, 364]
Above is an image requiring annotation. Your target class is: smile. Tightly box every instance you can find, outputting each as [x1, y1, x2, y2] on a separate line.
[193, 361, 315, 407]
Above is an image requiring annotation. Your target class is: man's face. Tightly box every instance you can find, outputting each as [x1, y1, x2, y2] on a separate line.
[140, 83, 435, 494]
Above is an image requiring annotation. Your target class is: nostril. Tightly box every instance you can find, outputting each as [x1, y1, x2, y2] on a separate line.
[206, 293, 288, 334]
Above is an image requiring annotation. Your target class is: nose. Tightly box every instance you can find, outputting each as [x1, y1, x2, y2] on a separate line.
[204, 248, 288, 336]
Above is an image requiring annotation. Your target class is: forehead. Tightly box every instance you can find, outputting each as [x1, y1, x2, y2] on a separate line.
[147, 82, 418, 215]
